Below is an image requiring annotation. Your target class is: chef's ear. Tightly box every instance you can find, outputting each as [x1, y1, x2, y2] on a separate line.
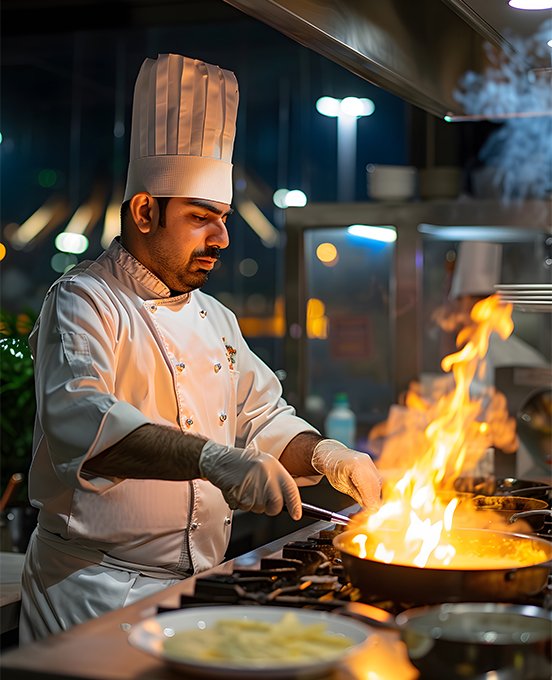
[129, 193, 158, 234]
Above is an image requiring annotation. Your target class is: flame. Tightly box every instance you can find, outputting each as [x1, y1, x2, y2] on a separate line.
[353, 295, 531, 568]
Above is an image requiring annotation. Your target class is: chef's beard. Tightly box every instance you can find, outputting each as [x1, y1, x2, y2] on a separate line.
[170, 246, 221, 295]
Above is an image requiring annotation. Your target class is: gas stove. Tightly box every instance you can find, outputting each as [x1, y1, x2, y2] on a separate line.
[157, 522, 552, 619]
[158, 527, 366, 614]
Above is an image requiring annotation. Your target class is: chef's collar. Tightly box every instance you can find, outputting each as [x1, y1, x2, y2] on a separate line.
[108, 237, 191, 302]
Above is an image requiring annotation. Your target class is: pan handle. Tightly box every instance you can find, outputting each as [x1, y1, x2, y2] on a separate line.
[334, 601, 399, 631]
[508, 485, 552, 495]
[508, 509, 552, 524]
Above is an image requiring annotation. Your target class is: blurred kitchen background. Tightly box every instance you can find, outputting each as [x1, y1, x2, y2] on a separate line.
[1, 0, 551, 554]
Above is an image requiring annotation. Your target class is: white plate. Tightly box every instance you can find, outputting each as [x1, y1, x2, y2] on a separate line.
[127, 605, 372, 679]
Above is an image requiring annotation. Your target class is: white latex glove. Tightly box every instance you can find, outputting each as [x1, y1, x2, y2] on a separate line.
[199, 440, 302, 519]
[311, 439, 383, 510]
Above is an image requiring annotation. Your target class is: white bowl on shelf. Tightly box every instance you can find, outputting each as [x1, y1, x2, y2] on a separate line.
[366, 164, 417, 201]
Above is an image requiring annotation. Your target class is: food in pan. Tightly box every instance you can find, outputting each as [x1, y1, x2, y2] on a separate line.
[163, 611, 354, 664]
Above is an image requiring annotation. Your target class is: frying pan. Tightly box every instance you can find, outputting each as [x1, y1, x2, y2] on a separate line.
[436, 491, 551, 531]
[454, 476, 552, 502]
[333, 528, 552, 604]
[469, 495, 551, 532]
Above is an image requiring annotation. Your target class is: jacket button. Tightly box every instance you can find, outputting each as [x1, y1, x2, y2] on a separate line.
[149, 304, 157, 313]
[185, 418, 194, 428]
[219, 413, 227, 424]
[190, 522, 199, 531]
[214, 362, 222, 373]
[176, 362, 186, 372]
[200, 310, 207, 318]
[224, 516, 232, 526]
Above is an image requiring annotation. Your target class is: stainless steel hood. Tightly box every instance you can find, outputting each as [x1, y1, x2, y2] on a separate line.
[223, 0, 549, 119]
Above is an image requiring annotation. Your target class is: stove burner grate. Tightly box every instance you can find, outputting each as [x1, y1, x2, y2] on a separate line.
[156, 526, 552, 617]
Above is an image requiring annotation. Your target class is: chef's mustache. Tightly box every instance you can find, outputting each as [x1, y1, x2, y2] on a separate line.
[193, 246, 221, 260]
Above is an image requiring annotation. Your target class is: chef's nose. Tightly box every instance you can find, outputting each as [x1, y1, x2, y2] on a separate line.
[207, 217, 229, 250]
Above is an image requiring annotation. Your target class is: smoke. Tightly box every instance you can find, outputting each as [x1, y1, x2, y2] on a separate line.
[453, 21, 552, 201]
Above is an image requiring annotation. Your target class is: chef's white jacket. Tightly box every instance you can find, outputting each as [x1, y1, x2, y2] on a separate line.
[26, 238, 320, 578]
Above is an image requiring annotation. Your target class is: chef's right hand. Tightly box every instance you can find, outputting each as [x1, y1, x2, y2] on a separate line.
[199, 440, 302, 519]
[311, 439, 382, 511]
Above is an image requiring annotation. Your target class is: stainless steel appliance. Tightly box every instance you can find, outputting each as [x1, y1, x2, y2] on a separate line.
[283, 198, 551, 443]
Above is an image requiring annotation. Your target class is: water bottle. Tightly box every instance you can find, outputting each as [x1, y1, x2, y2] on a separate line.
[324, 393, 356, 448]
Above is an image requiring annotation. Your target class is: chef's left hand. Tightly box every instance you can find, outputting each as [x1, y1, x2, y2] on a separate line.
[311, 439, 383, 510]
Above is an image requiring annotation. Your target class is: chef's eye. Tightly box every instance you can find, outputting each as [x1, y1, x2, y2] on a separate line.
[192, 214, 209, 223]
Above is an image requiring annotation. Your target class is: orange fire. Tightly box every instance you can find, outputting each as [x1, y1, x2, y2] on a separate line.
[352, 295, 532, 568]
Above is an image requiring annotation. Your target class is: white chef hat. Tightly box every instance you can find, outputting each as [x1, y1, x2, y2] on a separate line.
[449, 241, 503, 299]
[123, 53, 239, 204]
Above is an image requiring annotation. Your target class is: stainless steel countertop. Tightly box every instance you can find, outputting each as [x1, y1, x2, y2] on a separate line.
[0, 517, 417, 680]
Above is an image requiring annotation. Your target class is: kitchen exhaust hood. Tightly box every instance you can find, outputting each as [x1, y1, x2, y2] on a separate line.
[223, 0, 550, 119]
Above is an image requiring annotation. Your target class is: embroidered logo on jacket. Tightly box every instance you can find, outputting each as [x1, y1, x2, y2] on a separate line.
[222, 337, 237, 370]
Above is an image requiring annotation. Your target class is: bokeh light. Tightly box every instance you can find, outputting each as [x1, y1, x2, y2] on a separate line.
[273, 188, 307, 208]
[316, 242, 338, 265]
[284, 190, 307, 207]
[38, 169, 58, 188]
[315, 96, 340, 117]
[347, 224, 397, 242]
[51, 252, 78, 273]
[316, 96, 375, 118]
[272, 189, 289, 208]
[239, 258, 258, 277]
[55, 232, 89, 254]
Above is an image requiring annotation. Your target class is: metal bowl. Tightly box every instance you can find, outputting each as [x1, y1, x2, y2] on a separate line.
[396, 602, 552, 680]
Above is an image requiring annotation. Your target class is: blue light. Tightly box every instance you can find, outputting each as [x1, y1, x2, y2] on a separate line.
[347, 224, 397, 242]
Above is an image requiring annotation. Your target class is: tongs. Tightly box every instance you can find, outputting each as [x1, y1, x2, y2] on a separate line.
[301, 502, 351, 526]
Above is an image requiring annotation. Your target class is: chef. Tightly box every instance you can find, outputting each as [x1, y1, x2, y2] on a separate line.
[449, 241, 549, 387]
[19, 53, 382, 642]
[447, 240, 549, 458]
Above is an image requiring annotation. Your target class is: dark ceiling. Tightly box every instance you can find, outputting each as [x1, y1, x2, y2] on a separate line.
[4, 0, 550, 120]
[4, 0, 549, 39]
[1, 0, 548, 326]
[1, 0, 421, 236]
[1, 0, 242, 35]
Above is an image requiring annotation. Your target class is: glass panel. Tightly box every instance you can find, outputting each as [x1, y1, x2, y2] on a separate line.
[303, 227, 395, 448]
